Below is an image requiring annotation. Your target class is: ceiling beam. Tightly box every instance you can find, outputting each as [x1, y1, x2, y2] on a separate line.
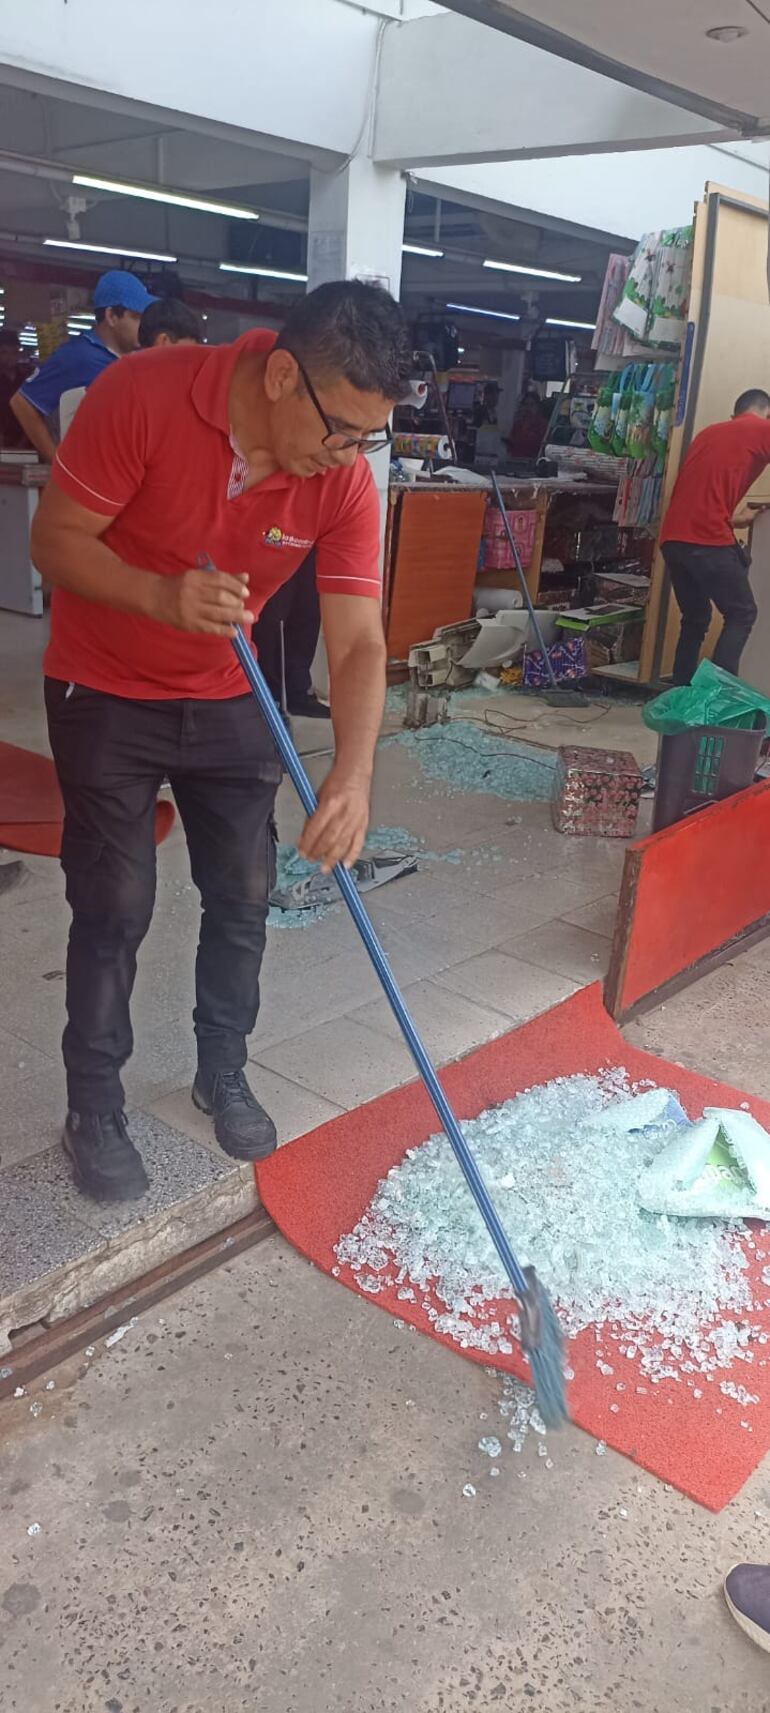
[432, 1, 766, 134]
[374, 13, 735, 170]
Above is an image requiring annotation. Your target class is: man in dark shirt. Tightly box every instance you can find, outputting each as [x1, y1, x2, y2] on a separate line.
[660, 388, 770, 684]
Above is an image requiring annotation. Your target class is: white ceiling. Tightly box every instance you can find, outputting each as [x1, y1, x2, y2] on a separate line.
[440, 0, 770, 131]
[0, 86, 306, 228]
[0, 78, 616, 328]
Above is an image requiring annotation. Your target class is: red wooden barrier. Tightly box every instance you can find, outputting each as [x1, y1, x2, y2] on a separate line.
[604, 779, 770, 1020]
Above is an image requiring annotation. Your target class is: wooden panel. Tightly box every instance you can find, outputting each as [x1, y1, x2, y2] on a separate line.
[638, 197, 706, 683]
[527, 491, 549, 600]
[605, 780, 770, 1020]
[385, 489, 486, 661]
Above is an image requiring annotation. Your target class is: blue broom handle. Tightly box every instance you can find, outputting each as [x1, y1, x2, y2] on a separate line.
[490, 470, 560, 692]
[231, 624, 530, 1301]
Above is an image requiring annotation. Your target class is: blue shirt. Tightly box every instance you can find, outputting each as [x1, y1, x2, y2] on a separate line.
[19, 329, 116, 417]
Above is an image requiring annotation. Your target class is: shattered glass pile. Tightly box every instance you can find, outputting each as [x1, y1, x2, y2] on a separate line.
[267, 824, 491, 928]
[385, 720, 556, 802]
[336, 1072, 770, 1390]
[267, 843, 329, 929]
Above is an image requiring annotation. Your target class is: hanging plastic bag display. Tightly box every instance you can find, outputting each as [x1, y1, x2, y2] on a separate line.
[587, 373, 618, 453]
[610, 365, 635, 457]
[613, 226, 693, 351]
[651, 365, 675, 466]
[643, 658, 770, 735]
[625, 365, 657, 461]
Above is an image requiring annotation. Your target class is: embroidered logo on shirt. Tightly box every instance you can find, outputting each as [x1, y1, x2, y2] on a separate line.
[263, 527, 314, 550]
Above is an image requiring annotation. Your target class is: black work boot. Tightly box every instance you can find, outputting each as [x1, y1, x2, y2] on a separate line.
[192, 1068, 277, 1162]
[63, 1110, 150, 1203]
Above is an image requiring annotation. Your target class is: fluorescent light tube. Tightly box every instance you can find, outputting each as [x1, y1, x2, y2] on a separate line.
[73, 174, 259, 222]
[483, 259, 581, 282]
[219, 262, 307, 281]
[446, 302, 520, 321]
[44, 238, 177, 262]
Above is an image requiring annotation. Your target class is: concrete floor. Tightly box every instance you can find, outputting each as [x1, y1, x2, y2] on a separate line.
[3, 611, 770, 1710]
[2, 1227, 770, 1713]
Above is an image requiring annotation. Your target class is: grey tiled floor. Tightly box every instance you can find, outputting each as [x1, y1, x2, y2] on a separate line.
[0, 742, 624, 1245]
[0, 609, 644, 1319]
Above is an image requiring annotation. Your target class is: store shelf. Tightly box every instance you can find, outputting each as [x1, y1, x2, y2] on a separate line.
[592, 661, 641, 683]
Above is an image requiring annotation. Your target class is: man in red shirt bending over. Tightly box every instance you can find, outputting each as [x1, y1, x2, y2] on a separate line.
[660, 387, 770, 685]
[31, 280, 411, 1204]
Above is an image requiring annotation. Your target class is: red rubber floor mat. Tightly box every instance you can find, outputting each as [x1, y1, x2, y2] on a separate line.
[257, 984, 770, 1511]
[0, 742, 175, 856]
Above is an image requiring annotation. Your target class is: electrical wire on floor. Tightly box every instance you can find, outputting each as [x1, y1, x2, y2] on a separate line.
[452, 700, 614, 737]
[390, 722, 558, 775]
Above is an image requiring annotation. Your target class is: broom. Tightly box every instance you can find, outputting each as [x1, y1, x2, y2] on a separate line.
[490, 471, 589, 710]
[226, 606, 568, 1427]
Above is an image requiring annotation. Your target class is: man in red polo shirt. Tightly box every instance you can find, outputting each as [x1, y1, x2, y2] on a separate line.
[31, 280, 412, 1203]
[660, 387, 770, 685]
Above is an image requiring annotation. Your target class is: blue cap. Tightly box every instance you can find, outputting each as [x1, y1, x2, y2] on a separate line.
[91, 270, 158, 313]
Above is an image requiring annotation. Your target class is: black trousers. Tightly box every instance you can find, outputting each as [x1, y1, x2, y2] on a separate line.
[663, 540, 758, 686]
[253, 551, 320, 704]
[45, 680, 281, 1115]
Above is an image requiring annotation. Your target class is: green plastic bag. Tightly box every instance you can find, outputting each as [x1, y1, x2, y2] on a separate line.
[610, 364, 635, 457]
[651, 365, 675, 464]
[587, 372, 618, 453]
[625, 372, 656, 460]
[643, 658, 770, 735]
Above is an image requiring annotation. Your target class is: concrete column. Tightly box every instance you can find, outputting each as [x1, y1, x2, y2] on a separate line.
[307, 157, 406, 542]
[307, 157, 405, 299]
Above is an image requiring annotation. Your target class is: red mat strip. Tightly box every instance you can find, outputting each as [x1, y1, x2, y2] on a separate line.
[257, 984, 770, 1510]
[0, 742, 175, 855]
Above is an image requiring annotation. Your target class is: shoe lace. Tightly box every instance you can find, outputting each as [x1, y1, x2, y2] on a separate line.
[213, 1070, 253, 1111]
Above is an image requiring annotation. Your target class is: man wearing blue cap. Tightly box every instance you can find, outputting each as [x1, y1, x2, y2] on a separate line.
[9, 270, 156, 462]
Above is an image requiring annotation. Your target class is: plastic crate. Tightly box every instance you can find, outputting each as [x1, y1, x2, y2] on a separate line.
[652, 715, 766, 832]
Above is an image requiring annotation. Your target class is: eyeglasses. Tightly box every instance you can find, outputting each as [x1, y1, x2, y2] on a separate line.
[289, 351, 391, 455]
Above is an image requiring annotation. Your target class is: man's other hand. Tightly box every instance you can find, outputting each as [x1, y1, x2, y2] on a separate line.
[732, 504, 765, 530]
[298, 765, 371, 872]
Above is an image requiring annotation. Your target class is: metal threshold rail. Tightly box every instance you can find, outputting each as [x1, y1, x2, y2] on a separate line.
[0, 1205, 276, 1398]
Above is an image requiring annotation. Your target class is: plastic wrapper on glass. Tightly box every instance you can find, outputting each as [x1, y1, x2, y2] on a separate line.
[523, 635, 586, 689]
[551, 745, 643, 838]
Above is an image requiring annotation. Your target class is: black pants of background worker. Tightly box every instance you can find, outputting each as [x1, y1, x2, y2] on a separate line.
[253, 550, 327, 717]
[663, 540, 758, 686]
[45, 679, 280, 1114]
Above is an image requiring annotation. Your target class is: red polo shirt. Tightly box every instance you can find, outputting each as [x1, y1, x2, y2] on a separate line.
[45, 329, 381, 699]
[661, 413, 770, 549]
